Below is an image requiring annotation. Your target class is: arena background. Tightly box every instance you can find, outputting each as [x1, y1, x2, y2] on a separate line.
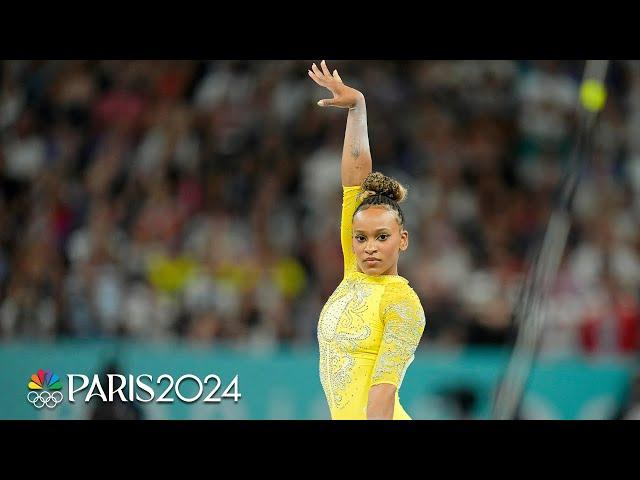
[1, 60, 638, 419]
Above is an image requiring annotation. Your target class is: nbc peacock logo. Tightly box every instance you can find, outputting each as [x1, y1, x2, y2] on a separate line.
[27, 369, 64, 409]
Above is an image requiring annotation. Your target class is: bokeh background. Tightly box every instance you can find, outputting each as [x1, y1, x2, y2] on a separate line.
[1, 60, 639, 419]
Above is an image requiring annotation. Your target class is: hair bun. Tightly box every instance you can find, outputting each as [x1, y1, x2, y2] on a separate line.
[360, 172, 407, 203]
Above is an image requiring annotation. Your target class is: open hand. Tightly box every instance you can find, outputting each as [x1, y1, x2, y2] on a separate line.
[308, 60, 364, 109]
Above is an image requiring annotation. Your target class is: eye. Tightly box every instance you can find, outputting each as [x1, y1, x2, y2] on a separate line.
[378, 234, 390, 241]
[355, 235, 366, 242]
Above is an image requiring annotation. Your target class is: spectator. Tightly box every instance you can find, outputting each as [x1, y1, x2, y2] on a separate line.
[0, 60, 637, 358]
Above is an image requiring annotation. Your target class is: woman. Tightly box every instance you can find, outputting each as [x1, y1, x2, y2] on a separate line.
[309, 61, 426, 420]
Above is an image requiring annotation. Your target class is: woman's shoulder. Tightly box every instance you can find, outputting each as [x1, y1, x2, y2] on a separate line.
[381, 280, 423, 308]
[380, 281, 426, 327]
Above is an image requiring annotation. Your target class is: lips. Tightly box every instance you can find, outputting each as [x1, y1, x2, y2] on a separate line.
[364, 258, 380, 263]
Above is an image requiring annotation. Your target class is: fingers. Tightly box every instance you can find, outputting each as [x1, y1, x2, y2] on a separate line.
[317, 98, 336, 107]
[308, 69, 326, 87]
[320, 59, 331, 77]
[309, 61, 341, 95]
[311, 62, 323, 79]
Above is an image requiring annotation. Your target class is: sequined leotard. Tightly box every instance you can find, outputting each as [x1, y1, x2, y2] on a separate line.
[317, 186, 426, 420]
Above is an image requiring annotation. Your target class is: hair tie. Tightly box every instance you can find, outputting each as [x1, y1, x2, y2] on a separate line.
[358, 190, 378, 201]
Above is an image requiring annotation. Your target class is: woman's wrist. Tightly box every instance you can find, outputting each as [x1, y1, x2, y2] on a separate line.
[349, 92, 366, 111]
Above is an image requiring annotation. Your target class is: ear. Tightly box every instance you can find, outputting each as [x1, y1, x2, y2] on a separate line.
[399, 229, 409, 251]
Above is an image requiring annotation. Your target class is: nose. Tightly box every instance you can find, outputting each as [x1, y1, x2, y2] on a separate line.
[364, 243, 377, 255]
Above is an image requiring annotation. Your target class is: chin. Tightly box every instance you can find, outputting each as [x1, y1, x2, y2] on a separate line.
[361, 264, 383, 275]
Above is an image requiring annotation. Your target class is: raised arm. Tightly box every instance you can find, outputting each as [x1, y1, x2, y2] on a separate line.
[308, 60, 372, 187]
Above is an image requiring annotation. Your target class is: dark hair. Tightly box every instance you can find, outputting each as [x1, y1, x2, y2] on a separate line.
[354, 172, 408, 227]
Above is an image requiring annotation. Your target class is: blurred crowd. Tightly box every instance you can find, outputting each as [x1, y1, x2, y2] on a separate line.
[0, 60, 639, 355]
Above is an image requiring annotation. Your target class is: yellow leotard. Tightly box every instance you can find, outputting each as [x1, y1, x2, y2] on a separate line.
[317, 185, 426, 420]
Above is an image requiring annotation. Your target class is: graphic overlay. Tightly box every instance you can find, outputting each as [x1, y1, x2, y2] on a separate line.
[24, 368, 240, 413]
[27, 369, 64, 409]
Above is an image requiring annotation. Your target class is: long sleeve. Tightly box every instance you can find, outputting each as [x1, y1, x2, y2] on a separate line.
[370, 285, 426, 388]
[340, 186, 362, 277]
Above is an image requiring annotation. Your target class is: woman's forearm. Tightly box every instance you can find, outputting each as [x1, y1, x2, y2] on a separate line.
[367, 406, 394, 420]
[367, 383, 395, 419]
[341, 94, 372, 187]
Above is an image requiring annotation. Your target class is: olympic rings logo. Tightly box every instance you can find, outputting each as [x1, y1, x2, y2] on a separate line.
[27, 390, 64, 409]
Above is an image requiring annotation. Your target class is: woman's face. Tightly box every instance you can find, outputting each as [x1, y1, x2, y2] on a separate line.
[352, 206, 408, 276]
